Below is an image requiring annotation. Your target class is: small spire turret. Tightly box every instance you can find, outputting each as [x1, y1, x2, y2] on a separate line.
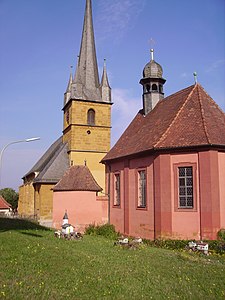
[100, 59, 111, 103]
[62, 210, 69, 225]
[64, 66, 73, 105]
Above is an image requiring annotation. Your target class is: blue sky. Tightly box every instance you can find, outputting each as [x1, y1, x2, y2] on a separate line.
[0, 0, 224, 191]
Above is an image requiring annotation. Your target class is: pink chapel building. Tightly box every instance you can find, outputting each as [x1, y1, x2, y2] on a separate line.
[102, 50, 225, 241]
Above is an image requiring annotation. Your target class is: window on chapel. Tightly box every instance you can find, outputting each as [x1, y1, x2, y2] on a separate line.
[178, 167, 193, 208]
[114, 173, 120, 206]
[138, 170, 146, 208]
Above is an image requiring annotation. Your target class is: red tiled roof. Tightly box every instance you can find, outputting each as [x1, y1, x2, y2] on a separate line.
[0, 196, 11, 209]
[102, 84, 225, 162]
[53, 165, 102, 192]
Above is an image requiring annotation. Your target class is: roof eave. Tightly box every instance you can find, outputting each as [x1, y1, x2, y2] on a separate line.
[102, 143, 225, 164]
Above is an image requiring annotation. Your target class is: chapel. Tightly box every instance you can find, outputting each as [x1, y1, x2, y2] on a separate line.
[102, 49, 225, 240]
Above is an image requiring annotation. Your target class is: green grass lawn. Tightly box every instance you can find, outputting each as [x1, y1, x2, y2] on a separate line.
[0, 218, 225, 300]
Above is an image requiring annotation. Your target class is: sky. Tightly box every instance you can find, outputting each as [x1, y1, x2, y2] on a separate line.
[0, 0, 224, 191]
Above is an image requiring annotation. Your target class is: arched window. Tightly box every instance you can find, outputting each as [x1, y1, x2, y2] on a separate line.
[152, 84, 158, 91]
[146, 84, 150, 92]
[87, 109, 95, 125]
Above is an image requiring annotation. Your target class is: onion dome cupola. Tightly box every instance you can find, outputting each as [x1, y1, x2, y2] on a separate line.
[140, 49, 166, 115]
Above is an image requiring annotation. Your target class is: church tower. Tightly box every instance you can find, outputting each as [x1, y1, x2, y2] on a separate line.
[140, 49, 166, 115]
[62, 0, 112, 191]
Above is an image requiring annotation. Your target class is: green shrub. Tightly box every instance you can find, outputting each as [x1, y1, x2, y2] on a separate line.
[217, 229, 225, 241]
[84, 223, 96, 236]
[144, 238, 225, 255]
[207, 240, 225, 255]
[85, 223, 119, 240]
[144, 239, 188, 250]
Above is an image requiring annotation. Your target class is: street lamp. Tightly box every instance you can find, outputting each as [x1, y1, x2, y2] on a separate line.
[0, 137, 40, 188]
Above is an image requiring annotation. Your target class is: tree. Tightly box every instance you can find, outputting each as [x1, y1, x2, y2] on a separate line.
[0, 188, 19, 210]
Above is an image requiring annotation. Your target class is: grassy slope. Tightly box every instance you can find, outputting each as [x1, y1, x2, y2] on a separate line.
[0, 218, 225, 300]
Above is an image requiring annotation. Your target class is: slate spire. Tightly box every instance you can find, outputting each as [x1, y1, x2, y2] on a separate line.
[71, 0, 101, 101]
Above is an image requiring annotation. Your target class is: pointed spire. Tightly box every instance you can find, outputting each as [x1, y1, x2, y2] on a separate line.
[64, 66, 74, 105]
[101, 59, 110, 87]
[75, 0, 101, 100]
[62, 210, 69, 225]
[63, 210, 68, 220]
[64, 0, 111, 105]
[66, 66, 73, 93]
[101, 59, 111, 102]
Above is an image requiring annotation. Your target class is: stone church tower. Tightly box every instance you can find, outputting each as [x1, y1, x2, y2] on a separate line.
[63, 0, 112, 190]
[18, 0, 111, 225]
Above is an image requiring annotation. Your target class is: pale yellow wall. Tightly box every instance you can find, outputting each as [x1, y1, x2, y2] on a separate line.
[63, 101, 111, 150]
[19, 182, 55, 223]
[37, 184, 55, 221]
[18, 183, 35, 217]
[70, 126, 110, 152]
[70, 152, 106, 192]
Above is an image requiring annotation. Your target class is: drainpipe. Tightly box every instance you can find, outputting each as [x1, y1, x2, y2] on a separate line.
[107, 165, 111, 224]
[198, 153, 202, 240]
[153, 157, 156, 240]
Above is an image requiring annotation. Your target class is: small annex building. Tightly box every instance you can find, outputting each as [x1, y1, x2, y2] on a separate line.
[52, 165, 108, 232]
[0, 195, 12, 216]
[102, 50, 225, 241]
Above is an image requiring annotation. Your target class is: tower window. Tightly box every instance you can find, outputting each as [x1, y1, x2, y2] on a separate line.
[87, 109, 95, 125]
[146, 84, 150, 92]
[159, 84, 163, 93]
[152, 84, 158, 91]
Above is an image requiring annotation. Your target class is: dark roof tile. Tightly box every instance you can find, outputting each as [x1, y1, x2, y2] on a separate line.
[53, 165, 102, 192]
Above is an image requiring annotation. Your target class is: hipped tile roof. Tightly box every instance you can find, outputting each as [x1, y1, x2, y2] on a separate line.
[102, 84, 225, 162]
[0, 196, 11, 209]
[53, 165, 102, 192]
[23, 137, 70, 184]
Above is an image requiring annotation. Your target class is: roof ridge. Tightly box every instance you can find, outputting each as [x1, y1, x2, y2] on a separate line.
[154, 84, 197, 148]
[196, 84, 211, 144]
[200, 84, 225, 115]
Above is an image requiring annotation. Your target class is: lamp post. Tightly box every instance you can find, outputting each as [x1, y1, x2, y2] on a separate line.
[0, 137, 40, 188]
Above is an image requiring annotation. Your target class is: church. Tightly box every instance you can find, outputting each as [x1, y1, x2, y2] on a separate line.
[18, 0, 111, 228]
[18, 0, 225, 240]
